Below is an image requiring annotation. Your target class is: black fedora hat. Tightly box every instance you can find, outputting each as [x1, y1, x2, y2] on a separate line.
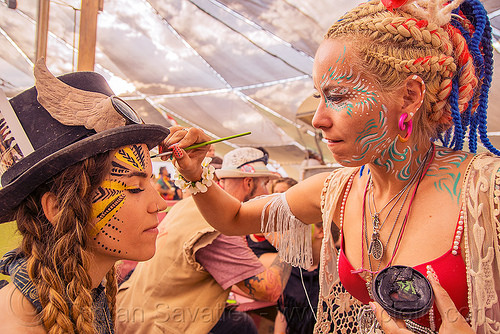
[0, 60, 169, 223]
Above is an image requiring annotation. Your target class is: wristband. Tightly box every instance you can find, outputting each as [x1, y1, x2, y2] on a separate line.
[173, 157, 215, 195]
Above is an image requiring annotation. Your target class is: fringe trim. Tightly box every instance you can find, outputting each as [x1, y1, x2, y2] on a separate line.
[260, 193, 313, 269]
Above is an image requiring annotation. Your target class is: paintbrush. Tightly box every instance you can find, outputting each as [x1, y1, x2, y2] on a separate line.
[151, 131, 251, 158]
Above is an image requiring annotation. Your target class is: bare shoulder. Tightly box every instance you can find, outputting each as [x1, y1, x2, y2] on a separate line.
[0, 283, 46, 333]
[432, 147, 474, 169]
[427, 147, 475, 203]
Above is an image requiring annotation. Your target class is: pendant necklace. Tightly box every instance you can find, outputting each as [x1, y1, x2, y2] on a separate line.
[365, 177, 414, 274]
[363, 180, 414, 300]
[366, 174, 415, 261]
[366, 149, 430, 261]
[357, 144, 435, 334]
[364, 175, 416, 302]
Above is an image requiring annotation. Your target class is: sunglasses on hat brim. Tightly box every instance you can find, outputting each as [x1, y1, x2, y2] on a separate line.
[110, 96, 144, 125]
[236, 151, 269, 169]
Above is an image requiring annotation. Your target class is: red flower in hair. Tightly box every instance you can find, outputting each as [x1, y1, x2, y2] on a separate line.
[381, 0, 410, 11]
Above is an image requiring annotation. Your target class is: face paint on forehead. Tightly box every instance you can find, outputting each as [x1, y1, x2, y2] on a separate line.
[111, 144, 148, 177]
[319, 45, 380, 116]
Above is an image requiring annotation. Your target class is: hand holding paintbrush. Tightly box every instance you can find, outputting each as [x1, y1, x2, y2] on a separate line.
[152, 131, 251, 159]
[156, 127, 251, 183]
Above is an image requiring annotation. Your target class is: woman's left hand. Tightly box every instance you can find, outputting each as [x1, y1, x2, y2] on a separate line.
[370, 269, 474, 334]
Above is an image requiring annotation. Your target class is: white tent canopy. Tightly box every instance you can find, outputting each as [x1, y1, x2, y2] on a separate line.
[1, 0, 499, 178]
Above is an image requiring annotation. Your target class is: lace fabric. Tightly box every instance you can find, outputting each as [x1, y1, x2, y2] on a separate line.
[259, 154, 500, 333]
[315, 168, 362, 333]
[462, 153, 500, 333]
[314, 154, 500, 333]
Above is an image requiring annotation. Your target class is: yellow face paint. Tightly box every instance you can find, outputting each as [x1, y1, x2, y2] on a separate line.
[90, 144, 148, 237]
[89, 180, 139, 237]
[113, 145, 146, 175]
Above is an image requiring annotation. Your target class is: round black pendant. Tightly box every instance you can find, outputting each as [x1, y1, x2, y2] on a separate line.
[371, 265, 434, 320]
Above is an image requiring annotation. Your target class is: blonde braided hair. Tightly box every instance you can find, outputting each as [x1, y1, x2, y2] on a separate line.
[16, 152, 114, 333]
[325, 0, 479, 142]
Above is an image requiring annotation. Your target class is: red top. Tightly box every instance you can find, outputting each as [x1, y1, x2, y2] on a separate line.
[338, 213, 469, 328]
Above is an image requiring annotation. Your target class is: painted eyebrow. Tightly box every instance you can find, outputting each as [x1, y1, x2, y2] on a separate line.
[123, 171, 149, 179]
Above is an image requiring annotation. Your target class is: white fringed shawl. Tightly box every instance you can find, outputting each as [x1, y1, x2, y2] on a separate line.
[261, 192, 313, 269]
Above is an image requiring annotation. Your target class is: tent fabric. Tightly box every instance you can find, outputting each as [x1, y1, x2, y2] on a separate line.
[0, 0, 499, 176]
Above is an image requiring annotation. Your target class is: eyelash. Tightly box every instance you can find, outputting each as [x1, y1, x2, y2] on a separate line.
[128, 188, 144, 194]
[313, 92, 344, 103]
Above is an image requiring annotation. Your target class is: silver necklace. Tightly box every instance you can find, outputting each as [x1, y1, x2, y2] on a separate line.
[358, 145, 435, 334]
[367, 178, 411, 260]
[366, 165, 422, 261]
[366, 146, 433, 261]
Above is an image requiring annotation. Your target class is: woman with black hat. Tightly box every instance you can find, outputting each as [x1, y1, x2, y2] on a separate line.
[0, 59, 169, 333]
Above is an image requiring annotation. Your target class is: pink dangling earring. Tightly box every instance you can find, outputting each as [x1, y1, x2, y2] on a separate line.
[397, 113, 412, 142]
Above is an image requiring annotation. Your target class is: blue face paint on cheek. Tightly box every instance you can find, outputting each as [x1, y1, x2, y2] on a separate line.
[350, 105, 391, 163]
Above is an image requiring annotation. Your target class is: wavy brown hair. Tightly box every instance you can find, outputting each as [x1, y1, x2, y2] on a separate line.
[15, 152, 116, 333]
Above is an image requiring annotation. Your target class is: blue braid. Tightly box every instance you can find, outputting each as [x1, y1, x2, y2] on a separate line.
[449, 5, 472, 150]
[449, 76, 463, 150]
[445, 0, 498, 155]
[461, 103, 472, 134]
[468, 0, 499, 155]
[444, 127, 452, 147]
[476, 25, 499, 155]
[463, 102, 477, 153]
[469, 114, 478, 152]
[439, 127, 452, 147]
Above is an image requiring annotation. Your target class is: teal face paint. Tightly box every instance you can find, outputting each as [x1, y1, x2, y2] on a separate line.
[313, 40, 428, 176]
[349, 105, 390, 163]
[319, 46, 381, 118]
[427, 149, 469, 204]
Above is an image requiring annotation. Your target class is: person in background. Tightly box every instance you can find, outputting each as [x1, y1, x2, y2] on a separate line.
[274, 223, 323, 334]
[155, 166, 182, 200]
[300, 149, 325, 169]
[248, 176, 322, 334]
[164, 0, 500, 332]
[272, 177, 298, 194]
[116, 147, 291, 334]
[0, 59, 168, 333]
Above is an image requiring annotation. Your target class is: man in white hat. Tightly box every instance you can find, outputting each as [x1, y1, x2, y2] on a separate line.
[116, 147, 290, 334]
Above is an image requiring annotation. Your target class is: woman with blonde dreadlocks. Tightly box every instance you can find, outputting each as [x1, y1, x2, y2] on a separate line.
[0, 59, 169, 333]
[164, 0, 499, 333]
